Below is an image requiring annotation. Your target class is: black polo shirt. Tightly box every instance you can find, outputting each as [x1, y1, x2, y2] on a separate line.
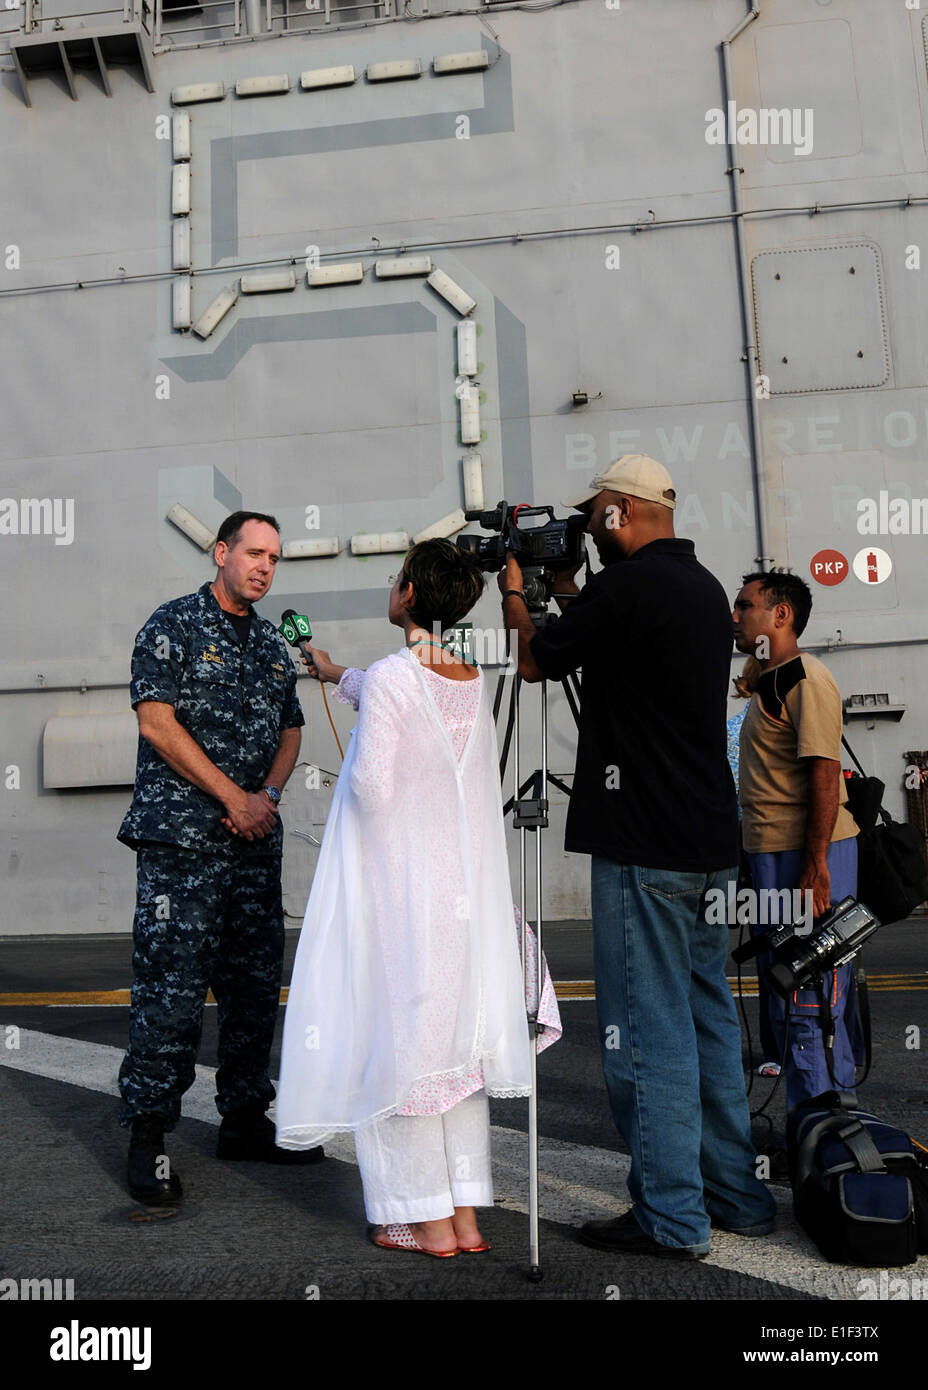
[529, 538, 738, 872]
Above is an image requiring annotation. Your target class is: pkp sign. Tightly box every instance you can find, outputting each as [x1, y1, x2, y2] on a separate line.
[810, 549, 848, 586]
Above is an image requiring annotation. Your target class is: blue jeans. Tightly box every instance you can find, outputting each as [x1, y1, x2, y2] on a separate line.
[591, 857, 776, 1252]
[746, 837, 858, 1112]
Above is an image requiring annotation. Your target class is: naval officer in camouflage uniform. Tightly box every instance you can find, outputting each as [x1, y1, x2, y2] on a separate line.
[117, 511, 321, 1205]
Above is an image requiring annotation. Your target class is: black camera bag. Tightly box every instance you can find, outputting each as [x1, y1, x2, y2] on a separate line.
[787, 1091, 928, 1266]
[841, 737, 928, 924]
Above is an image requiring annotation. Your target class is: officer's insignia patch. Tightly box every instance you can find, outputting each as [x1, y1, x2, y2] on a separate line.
[202, 646, 224, 664]
[271, 663, 284, 679]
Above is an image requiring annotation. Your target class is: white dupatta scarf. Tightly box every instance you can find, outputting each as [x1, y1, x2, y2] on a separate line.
[275, 647, 532, 1148]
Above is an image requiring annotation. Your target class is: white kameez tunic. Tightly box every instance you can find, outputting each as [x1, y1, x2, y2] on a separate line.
[275, 648, 534, 1149]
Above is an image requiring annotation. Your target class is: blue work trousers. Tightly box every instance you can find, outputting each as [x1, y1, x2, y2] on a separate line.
[746, 837, 859, 1112]
[118, 843, 284, 1128]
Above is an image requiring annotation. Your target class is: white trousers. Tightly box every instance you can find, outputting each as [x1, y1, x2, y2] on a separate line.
[354, 1089, 494, 1225]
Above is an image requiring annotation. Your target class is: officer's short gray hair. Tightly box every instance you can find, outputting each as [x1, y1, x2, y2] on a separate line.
[216, 511, 281, 550]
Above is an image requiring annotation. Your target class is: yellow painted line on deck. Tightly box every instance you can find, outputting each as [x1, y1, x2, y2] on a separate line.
[0, 989, 215, 1007]
[554, 975, 928, 1002]
[1, 974, 925, 1007]
[0, 990, 133, 1007]
[0, 987, 284, 1007]
[727, 974, 928, 994]
[554, 982, 596, 1000]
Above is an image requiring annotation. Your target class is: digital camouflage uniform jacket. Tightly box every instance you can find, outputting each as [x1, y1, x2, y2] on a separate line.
[118, 582, 304, 858]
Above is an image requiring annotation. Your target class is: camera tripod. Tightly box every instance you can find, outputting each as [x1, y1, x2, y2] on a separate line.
[489, 610, 581, 1283]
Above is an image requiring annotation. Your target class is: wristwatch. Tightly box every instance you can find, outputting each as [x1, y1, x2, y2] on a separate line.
[262, 785, 282, 806]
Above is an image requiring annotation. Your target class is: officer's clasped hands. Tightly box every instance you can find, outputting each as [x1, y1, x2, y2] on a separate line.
[221, 789, 279, 840]
[221, 645, 338, 839]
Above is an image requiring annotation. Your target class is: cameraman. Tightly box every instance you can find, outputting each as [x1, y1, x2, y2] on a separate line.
[499, 455, 775, 1258]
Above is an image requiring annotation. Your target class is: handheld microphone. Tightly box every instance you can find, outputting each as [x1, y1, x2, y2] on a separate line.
[279, 609, 314, 664]
[280, 608, 345, 762]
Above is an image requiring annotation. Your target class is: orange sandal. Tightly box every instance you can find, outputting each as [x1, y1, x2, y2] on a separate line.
[371, 1223, 458, 1257]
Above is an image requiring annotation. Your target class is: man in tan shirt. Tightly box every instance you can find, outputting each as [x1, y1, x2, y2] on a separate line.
[733, 570, 859, 1109]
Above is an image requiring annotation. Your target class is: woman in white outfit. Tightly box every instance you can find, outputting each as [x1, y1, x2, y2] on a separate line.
[275, 540, 535, 1256]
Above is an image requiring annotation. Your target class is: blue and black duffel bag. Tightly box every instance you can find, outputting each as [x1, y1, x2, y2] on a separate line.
[787, 1090, 928, 1266]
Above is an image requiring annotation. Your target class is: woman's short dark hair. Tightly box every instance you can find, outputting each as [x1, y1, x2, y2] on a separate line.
[400, 539, 486, 630]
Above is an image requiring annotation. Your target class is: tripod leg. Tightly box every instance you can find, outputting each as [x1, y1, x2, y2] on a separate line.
[528, 683, 547, 1281]
[527, 1040, 542, 1282]
[497, 661, 546, 1281]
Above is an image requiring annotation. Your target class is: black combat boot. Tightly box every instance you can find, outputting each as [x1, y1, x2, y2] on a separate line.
[216, 1105, 324, 1165]
[127, 1116, 183, 1205]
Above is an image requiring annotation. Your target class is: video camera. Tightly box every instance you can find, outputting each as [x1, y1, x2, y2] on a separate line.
[457, 501, 588, 622]
[731, 896, 881, 998]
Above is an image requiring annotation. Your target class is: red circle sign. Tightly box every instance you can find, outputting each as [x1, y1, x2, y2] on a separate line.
[809, 549, 849, 586]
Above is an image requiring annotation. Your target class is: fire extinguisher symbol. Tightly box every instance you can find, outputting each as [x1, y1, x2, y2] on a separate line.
[853, 547, 892, 585]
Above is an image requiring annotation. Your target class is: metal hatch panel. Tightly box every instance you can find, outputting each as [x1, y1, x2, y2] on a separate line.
[752, 243, 891, 395]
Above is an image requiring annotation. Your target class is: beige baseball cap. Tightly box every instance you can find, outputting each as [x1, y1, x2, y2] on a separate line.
[561, 454, 676, 511]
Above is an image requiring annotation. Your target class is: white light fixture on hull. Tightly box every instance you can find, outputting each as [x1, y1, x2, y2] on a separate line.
[432, 51, 490, 75]
[172, 113, 191, 162]
[459, 385, 481, 445]
[282, 537, 341, 559]
[462, 454, 484, 512]
[375, 256, 434, 278]
[235, 74, 290, 97]
[172, 82, 225, 105]
[172, 277, 192, 331]
[192, 286, 238, 340]
[167, 503, 216, 551]
[240, 269, 297, 294]
[350, 531, 411, 555]
[301, 65, 356, 90]
[427, 269, 476, 316]
[457, 320, 478, 376]
[412, 510, 467, 544]
[308, 262, 365, 287]
[172, 220, 191, 271]
[172, 165, 191, 216]
[366, 59, 422, 83]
